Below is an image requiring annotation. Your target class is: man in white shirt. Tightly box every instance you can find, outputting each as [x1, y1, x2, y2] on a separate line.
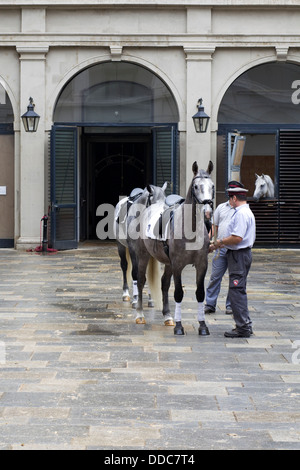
[205, 199, 234, 315]
[213, 183, 256, 338]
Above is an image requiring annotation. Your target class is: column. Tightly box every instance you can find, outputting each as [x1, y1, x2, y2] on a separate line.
[16, 46, 49, 249]
[184, 47, 215, 188]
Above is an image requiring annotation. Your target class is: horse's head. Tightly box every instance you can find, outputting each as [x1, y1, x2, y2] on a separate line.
[253, 174, 267, 201]
[191, 161, 215, 212]
[144, 182, 167, 206]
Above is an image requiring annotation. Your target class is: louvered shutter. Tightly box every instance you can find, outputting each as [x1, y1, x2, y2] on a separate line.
[279, 131, 300, 246]
[153, 126, 177, 195]
[50, 126, 78, 250]
[248, 199, 279, 246]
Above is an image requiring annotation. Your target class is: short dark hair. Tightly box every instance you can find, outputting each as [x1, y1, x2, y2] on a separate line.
[235, 194, 247, 201]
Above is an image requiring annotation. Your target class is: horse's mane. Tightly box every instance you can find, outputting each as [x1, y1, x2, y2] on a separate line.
[264, 174, 274, 188]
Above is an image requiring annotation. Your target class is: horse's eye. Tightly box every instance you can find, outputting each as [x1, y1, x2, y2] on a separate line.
[194, 185, 198, 190]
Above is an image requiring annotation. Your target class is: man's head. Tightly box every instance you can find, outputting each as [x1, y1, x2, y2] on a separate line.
[226, 181, 249, 206]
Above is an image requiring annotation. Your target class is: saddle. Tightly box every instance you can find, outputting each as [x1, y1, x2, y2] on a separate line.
[115, 188, 143, 225]
[146, 194, 185, 241]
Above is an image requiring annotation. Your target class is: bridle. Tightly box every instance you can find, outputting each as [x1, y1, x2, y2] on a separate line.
[191, 175, 215, 210]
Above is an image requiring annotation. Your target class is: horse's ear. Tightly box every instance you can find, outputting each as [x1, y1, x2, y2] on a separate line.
[207, 160, 214, 175]
[192, 161, 198, 175]
[162, 182, 168, 192]
[147, 184, 153, 194]
[262, 173, 265, 178]
[255, 173, 258, 179]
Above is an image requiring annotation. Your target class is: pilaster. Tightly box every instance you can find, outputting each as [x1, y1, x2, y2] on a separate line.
[16, 46, 49, 249]
[184, 46, 215, 187]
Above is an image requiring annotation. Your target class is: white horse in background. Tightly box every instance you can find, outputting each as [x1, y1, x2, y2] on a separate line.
[253, 174, 275, 201]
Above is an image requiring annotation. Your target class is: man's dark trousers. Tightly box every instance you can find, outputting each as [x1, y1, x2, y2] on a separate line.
[227, 248, 252, 334]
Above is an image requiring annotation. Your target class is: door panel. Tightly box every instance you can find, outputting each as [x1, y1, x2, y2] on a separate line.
[50, 126, 78, 249]
[153, 126, 178, 195]
[0, 133, 14, 247]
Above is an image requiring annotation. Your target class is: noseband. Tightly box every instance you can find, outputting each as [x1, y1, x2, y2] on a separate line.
[192, 175, 214, 209]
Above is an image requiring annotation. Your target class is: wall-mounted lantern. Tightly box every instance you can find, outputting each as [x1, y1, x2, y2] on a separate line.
[21, 97, 40, 132]
[192, 98, 210, 133]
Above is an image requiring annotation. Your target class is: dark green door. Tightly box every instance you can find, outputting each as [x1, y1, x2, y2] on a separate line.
[50, 126, 78, 250]
[153, 125, 178, 195]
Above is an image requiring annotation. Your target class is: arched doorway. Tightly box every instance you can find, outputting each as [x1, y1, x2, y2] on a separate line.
[50, 61, 179, 249]
[217, 61, 300, 247]
[0, 84, 14, 248]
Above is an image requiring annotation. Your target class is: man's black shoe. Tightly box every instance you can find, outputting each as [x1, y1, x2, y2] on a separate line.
[205, 306, 215, 314]
[224, 329, 251, 338]
[232, 326, 254, 335]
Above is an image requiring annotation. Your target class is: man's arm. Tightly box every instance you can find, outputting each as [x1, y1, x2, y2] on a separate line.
[214, 235, 242, 248]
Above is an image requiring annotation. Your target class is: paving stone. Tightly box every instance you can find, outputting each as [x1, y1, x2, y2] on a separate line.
[0, 245, 299, 449]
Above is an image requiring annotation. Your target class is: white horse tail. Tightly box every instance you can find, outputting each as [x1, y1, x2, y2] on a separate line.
[126, 247, 132, 283]
[146, 257, 163, 311]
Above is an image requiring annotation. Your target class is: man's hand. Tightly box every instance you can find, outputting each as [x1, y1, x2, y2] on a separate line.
[214, 238, 224, 249]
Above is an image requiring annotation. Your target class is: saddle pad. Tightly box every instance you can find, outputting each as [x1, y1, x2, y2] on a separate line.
[115, 197, 129, 225]
[146, 207, 172, 241]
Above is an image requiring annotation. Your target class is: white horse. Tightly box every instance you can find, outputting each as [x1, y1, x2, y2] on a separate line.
[253, 174, 275, 201]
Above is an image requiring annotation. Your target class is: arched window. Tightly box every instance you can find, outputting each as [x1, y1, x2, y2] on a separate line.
[218, 62, 300, 124]
[54, 62, 179, 124]
[0, 84, 13, 123]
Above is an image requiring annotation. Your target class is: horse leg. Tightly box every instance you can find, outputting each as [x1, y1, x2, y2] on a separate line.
[161, 265, 175, 326]
[136, 252, 150, 324]
[173, 269, 185, 335]
[196, 266, 210, 336]
[117, 242, 130, 302]
[148, 293, 154, 308]
[129, 248, 139, 309]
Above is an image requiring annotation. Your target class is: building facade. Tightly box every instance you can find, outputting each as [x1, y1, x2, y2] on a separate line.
[0, 0, 299, 249]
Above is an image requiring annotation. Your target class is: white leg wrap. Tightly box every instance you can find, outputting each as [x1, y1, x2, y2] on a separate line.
[197, 302, 205, 322]
[133, 280, 138, 297]
[174, 302, 182, 322]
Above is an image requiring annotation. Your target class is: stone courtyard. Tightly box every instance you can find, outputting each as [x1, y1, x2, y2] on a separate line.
[0, 244, 299, 450]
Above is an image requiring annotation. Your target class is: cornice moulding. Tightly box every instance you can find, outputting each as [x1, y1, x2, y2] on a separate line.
[2, 1, 300, 7]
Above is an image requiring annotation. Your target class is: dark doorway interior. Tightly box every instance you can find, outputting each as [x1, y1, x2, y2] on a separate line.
[81, 133, 152, 240]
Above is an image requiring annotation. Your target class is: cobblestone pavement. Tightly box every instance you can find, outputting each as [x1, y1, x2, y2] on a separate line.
[0, 243, 299, 450]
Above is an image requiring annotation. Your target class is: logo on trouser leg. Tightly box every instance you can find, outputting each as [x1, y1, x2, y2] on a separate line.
[233, 279, 239, 286]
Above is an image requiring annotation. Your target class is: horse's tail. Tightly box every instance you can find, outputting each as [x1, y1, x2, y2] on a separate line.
[126, 247, 132, 282]
[146, 257, 162, 311]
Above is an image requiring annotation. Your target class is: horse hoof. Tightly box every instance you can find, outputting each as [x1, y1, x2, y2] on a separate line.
[131, 302, 137, 309]
[148, 301, 154, 308]
[164, 319, 175, 327]
[123, 296, 131, 302]
[174, 324, 185, 335]
[198, 326, 210, 336]
[136, 317, 146, 325]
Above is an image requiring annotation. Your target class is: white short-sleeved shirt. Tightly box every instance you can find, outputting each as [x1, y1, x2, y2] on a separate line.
[225, 204, 256, 250]
[213, 201, 235, 240]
